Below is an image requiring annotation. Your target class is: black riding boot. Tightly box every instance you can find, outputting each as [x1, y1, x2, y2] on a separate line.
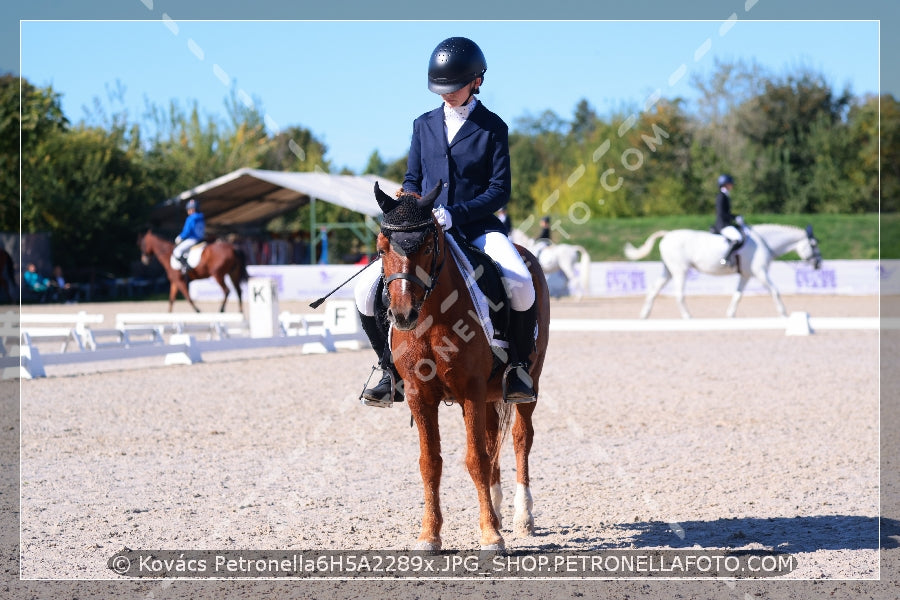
[505, 303, 538, 404]
[720, 240, 740, 266]
[358, 311, 404, 407]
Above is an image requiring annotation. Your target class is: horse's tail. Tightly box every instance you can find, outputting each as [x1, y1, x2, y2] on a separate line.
[234, 247, 250, 283]
[491, 402, 515, 468]
[4, 251, 16, 289]
[575, 245, 591, 295]
[624, 230, 668, 261]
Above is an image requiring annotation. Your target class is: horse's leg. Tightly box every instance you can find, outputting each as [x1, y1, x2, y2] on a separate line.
[176, 277, 201, 313]
[460, 395, 504, 551]
[752, 268, 787, 317]
[168, 281, 178, 312]
[214, 274, 229, 313]
[672, 270, 692, 319]
[484, 403, 503, 530]
[726, 274, 751, 318]
[512, 401, 536, 536]
[640, 267, 671, 319]
[230, 270, 244, 313]
[411, 399, 443, 551]
[558, 256, 580, 300]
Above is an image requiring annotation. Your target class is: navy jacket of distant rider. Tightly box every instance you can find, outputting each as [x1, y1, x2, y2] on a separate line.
[179, 211, 206, 241]
[713, 189, 736, 234]
[403, 101, 510, 240]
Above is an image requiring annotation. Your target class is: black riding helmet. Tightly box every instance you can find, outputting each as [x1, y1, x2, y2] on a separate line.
[427, 37, 487, 94]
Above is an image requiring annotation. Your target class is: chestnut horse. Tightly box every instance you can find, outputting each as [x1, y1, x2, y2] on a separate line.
[0, 248, 16, 304]
[138, 230, 248, 313]
[374, 182, 550, 552]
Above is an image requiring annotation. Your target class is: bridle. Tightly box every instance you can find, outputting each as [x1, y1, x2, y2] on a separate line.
[380, 218, 445, 303]
[805, 231, 822, 268]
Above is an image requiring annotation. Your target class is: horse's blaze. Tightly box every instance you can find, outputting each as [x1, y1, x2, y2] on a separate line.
[387, 279, 423, 330]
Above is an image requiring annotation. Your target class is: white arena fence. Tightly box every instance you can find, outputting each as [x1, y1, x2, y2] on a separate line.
[1, 303, 370, 380]
[185, 259, 890, 301]
[3, 258, 895, 380]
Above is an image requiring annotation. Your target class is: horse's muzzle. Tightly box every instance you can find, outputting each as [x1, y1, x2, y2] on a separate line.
[388, 306, 419, 331]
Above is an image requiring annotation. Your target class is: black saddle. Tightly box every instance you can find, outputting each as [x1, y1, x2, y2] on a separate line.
[448, 231, 511, 346]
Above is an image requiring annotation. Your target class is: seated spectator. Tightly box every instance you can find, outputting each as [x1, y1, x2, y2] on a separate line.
[52, 265, 78, 303]
[23, 263, 52, 301]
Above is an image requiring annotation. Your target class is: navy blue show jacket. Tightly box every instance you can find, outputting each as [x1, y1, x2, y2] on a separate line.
[402, 101, 511, 241]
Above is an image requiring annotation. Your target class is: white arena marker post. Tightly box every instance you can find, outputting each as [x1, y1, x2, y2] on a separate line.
[324, 300, 367, 350]
[249, 277, 280, 338]
[785, 311, 813, 336]
[14, 344, 45, 379]
[165, 334, 203, 365]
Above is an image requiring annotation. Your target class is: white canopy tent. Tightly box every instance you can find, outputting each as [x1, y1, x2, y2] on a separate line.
[151, 168, 403, 263]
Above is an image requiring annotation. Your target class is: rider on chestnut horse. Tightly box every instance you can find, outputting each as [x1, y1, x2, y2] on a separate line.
[353, 36, 538, 407]
[173, 199, 206, 276]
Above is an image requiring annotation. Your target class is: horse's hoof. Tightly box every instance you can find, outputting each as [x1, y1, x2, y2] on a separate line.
[413, 540, 441, 553]
[513, 515, 535, 537]
[480, 541, 506, 554]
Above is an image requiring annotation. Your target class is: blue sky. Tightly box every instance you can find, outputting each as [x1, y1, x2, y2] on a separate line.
[21, 20, 880, 174]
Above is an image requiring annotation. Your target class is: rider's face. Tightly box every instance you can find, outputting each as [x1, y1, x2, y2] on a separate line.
[440, 78, 481, 107]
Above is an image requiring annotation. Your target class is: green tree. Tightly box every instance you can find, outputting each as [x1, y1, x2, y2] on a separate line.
[688, 59, 764, 208]
[141, 93, 272, 197]
[736, 70, 852, 213]
[22, 125, 160, 274]
[508, 110, 567, 225]
[263, 125, 329, 172]
[0, 74, 69, 230]
[363, 150, 387, 176]
[382, 155, 409, 184]
[569, 98, 598, 144]
[862, 95, 900, 212]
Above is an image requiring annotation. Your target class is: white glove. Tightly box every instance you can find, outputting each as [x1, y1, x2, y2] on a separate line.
[175, 236, 183, 244]
[432, 206, 452, 231]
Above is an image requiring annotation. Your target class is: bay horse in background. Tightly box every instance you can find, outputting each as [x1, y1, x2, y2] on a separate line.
[624, 223, 822, 319]
[138, 229, 248, 313]
[510, 228, 591, 299]
[373, 182, 550, 552]
[0, 248, 16, 304]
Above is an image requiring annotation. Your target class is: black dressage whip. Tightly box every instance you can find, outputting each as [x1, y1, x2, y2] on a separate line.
[308, 257, 380, 309]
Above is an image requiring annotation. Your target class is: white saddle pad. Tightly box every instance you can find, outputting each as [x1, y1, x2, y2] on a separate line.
[169, 243, 206, 270]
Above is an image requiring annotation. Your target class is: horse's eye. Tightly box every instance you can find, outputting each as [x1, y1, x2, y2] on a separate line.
[423, 246, 432, 256]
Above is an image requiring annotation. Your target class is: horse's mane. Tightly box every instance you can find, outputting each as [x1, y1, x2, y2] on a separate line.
[751, 223, 805, 236]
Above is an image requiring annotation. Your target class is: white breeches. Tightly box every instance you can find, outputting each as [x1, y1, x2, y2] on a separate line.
[720, 226, 742, 243]
[354, 231, 536, 317]
[174, 238, 199, 259]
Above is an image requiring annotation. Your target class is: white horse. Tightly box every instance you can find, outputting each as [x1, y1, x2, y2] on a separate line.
[624, 224, 822, 319]
[510, 229, 591, 299]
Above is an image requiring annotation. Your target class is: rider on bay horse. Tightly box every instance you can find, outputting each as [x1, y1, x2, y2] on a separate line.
[354, 36, 538, 407]
[712, 174, 744, 267]
[174, 199, 206, 276]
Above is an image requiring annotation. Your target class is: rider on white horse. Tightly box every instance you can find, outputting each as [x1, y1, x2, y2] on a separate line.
[712, 174, 744, 267]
